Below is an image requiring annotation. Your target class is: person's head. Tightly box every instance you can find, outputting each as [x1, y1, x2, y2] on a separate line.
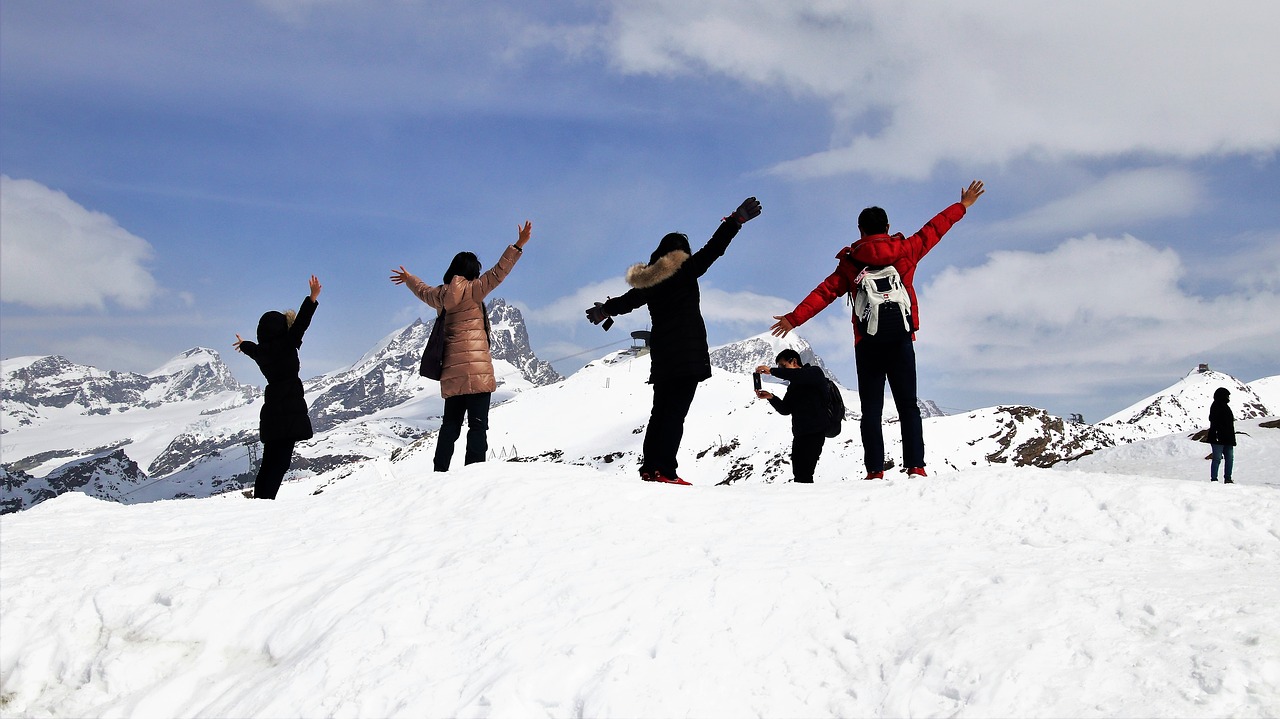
[1214, 387, 1231, 402]
[649, 232, 691, 265]
[256, 310, 289, 343]
[443, 252, 482, 284]
[857, 206, 889, 237]
[776, 348, 803, 369]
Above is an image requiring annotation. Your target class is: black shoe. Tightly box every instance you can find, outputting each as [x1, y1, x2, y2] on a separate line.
[1211, 478, 1219, 482]
[1225, 478, 1234, 484]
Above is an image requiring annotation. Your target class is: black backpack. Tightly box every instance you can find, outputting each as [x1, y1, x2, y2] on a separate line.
[824, 379, 845, 438]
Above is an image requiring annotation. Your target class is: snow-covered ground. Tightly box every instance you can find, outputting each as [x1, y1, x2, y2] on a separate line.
[4, 442, 1279, 717]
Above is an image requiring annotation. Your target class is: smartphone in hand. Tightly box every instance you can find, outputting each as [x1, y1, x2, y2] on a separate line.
[752, 372, 762, 391]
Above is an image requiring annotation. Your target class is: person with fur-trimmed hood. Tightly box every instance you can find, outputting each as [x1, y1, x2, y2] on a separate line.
[234, 275, 322, 500]
[585, 197, 761, 485]
[390, 221, 532, 471]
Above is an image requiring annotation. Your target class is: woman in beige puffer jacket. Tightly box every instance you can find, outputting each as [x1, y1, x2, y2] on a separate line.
[390, 221, 531, 470]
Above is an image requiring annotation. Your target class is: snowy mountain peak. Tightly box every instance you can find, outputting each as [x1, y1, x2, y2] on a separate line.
[709, 331, 837, 381]
[145, 347, 247, 403]
[1099, 364, 1270, 437]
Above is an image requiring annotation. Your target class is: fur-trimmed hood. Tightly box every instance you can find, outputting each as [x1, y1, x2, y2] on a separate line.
[625, 250, 690, 289]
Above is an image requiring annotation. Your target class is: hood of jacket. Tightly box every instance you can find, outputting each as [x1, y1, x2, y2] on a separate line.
[256, 311, 289, 343]
[625, 250, 690, 289]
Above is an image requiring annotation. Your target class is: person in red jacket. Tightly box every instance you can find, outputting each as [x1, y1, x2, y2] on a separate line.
[770, 181, 984, 479]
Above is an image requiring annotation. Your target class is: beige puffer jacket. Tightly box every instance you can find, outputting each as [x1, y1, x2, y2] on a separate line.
[404, 245, 522, 398]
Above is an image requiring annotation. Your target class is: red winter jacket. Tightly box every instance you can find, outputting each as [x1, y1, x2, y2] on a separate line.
[784, 202, 967, 344]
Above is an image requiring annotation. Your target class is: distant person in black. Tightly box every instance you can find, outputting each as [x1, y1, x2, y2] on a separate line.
[234, 275, 321, 499]
[586, 197, 762, 485]
[756, 349, 828, 484]
[1207, 387, 1235, 483]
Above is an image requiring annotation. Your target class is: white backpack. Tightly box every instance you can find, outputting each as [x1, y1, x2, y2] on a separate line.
[852, 265, 912, 337]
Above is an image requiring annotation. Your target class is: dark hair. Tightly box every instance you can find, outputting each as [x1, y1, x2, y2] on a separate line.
[858, 206, 889, 235]
[443, 252, 481, 283]
[649, 232, 691, 265]
[1214, 387, 1231, 402]
[776, 349, 802, 365]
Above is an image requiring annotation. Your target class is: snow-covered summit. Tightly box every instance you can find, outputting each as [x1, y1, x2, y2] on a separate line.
[144, 347, 248, 403]
[710, 331, 837, 381]
[1099, 364, 1271, 438]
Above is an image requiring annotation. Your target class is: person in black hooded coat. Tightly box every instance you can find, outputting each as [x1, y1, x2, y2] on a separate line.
[1207, 386, 1236, 483]
[586, 197, 761, 484]
[234, 275, 321, 499]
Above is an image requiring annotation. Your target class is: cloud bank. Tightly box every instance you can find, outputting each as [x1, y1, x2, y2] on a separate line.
[919, 234, 1280, 396]
[1, 177, 159, 311]
[591, 1, 1280, 179]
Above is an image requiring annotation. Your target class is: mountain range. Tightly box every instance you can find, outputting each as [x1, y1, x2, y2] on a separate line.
[2, 299, 1275, 513]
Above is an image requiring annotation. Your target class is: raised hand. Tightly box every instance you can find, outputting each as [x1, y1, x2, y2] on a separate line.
[733, 196, 762, 224]
[389, 266, 412, 285]
[309, 274, 322, 301]
[769, 314, 794, 338]
[960, 180, 985, 208]
[516, 221, 532, 248]
[233, 334, 244, 353]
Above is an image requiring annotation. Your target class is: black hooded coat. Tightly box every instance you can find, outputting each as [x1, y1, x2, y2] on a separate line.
[1207, 387, 1236, 446]
[601, 218, 742, 383]
[238, 297, 318, 443]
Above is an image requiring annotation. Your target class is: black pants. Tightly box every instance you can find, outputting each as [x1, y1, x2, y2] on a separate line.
[642, 378, 700, 478]
[856, 334, 924, 472]
[255, 440, 296, 500]
[435, 392, 492, 471]
[791, 432, 826, 483]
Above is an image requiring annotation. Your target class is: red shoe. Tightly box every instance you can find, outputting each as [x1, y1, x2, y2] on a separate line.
[863, 471, 884, 480]
[907, 467, 928, 477]
[643, 471, 691, 486]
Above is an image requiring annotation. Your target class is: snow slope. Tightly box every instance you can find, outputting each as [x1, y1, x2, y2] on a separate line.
[3, 446, 1279, 717]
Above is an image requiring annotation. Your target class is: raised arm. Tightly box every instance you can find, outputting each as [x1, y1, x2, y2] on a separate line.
[684, 197, 761, 279]
[473, 222, 529, 298]
[288, 275, 320, 347]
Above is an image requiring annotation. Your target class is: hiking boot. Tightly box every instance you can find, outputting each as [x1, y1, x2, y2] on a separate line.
[1225, 478, 1234, 484]
[1211, 478, 1219, 482]
[644, 471, 691, 486]
[863, 471, 884, 480]
[907, 467, 928, 477]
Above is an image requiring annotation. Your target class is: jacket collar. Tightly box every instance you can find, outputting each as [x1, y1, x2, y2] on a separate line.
[625, 250, 690, 289]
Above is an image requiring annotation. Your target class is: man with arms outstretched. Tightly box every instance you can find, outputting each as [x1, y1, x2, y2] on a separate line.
[771, 181, 985, 479]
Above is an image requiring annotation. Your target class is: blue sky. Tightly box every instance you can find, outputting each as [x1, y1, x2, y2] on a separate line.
[2, 0, 1278, 421]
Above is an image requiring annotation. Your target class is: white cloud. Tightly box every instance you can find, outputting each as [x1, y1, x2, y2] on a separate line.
[591, 1, 1280, 179]
[1, 176, 159, 311]
[993, 168, 1202, 237]
[917, 235, 1280, 396]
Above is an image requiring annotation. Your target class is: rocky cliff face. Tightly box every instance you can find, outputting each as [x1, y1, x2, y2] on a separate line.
[487, 298, 564, 386]
[1, 449, 149, 514]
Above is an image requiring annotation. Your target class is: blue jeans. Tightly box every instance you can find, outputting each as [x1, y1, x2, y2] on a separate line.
[1210, 444, 1233, 481]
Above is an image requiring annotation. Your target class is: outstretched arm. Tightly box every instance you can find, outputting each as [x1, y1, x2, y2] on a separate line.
[685, 197, 762, 279]
[771, 264, 850, 337]
[289, 277, 320, 346]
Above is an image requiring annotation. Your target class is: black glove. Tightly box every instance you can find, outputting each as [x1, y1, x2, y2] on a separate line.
[731, 196, 762, 224]
[586, 303, 614, 330]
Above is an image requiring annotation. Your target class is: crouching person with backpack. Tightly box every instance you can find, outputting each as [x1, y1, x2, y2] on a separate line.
[755, 349, 835, 484]
[771, 181, 984, 480]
